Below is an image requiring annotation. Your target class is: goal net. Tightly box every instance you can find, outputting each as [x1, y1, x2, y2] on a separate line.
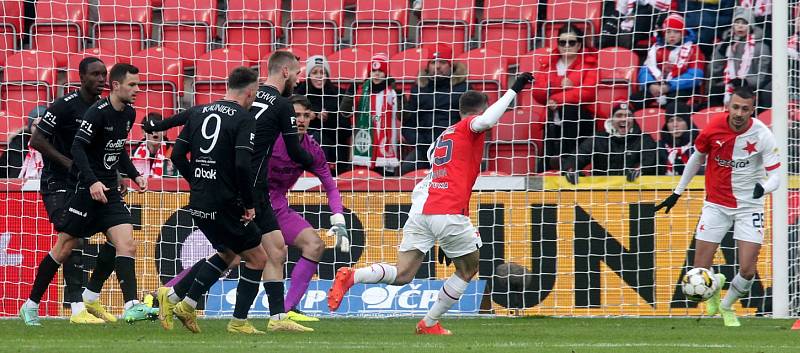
[0, 0, 795, 318]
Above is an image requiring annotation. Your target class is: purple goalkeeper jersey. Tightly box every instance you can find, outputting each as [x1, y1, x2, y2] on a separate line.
[268, 134, 344, 214]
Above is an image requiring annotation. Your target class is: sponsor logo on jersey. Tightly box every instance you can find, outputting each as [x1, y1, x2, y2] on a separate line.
[42, 111, 57, 126]
[194, 167, 217, 180]
[103, 153, 120, 169]
[187, 208, 216, 220]
[97, 101, 109, 110]
[105, 139, 126, 150]
[430, 181, 449, 189]
[79, 120, 94, 134]
[104, 126, 114, 131]
[68, 207, 87, 217]
[714, 155, 750, 169]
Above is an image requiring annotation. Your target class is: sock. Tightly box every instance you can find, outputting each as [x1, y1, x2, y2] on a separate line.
[423, 275, 469, 327]
[29, 253, 62, 304]
[70, 302, 85, 315]
[62, 239, 86, 306]
[123, 300, 140, 310]
[166, 288, 180, 304]
[82, 289, 100, 303]
[284, 256, 319, 311]
[173, 258, 208, 298]
[721, 272, 754, 310]
[233, 265, 262, 319]
[354, 263, 398, 284]
[184, 255, 227, 304]
[263, 281, 286, 316]
[23, 299, 39, 309]
[86, 242, 116, 293]
[183, 297, 198, 309]
[114, 256, 138, 304]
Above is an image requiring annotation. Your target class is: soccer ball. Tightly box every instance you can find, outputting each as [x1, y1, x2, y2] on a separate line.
[681, 267, 719, 302]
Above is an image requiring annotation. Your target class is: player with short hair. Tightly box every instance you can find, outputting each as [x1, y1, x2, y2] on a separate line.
[28, 56, 122, 325]
[327, 73, 534, 335]
[163, 66, 268, 334]
[655, 84, 781, 327]
[19, 63, 150, 326]
[269, 95, 349, 321]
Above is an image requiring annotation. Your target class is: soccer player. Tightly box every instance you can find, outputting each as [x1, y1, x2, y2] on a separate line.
[327, 73, 534, 335]
[28, 57, 121, 324]
[163, 67, 267, 334]
[19, 63, 150, 326]
[655, 84, 781, 327]
[270, 95, 349, 321]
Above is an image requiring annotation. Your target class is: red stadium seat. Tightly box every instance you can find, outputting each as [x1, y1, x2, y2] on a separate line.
[634, 108, 665, 141]
[160, 0, 217, 68]
[352, 0, 409, 57]
[589, 84, 629, 120]
[338, 167, 382, 179]
[94, 0, 152, 59]
[1, 51, 58, 118]
[487, 106, 546, 175]
[259, 47, 309, 83]
[129, 47, 183, 141]
[543, 0, 603, 48]
[30, 0, 88, 67]
[417, 0, 475, 56]
[0, 0, 23, 67]
[480, 0, 539, 65]
[516, 47, 554, 107]
[193, 48, 248, 105]
[400, 168, 430, 180]
[597, 47, 639, 84]
[388, 46, 432, 95]
[224, 0, 282, 63]
[691, 106, 727, 130]
[328, 47, 374, 87]
[64, 48, 118, 92]
[287, 0, 346, 57]
[0, 111, 24, 142]
[456, 48, 508, 105]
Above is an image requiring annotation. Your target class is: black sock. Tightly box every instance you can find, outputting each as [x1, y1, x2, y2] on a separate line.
[114, 256, 138, 304]
[233, 265, 262, 320]
[86, 242, 116, 293]
[263, 281, 285, 316]
[62, 239, 86, 305]
[29, 254, 62, 304]
[173, 258, 207, 298]
[185, 254, 227, 303]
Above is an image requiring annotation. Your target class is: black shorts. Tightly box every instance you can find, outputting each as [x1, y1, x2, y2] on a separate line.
[190, 206, 262, 254]
[254, 190, 280, 234]
[41, 179, 70, 223]
[54, 186, 132, 238]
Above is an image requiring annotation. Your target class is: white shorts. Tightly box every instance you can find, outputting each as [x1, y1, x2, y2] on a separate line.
[399, 214, 483, 258]
[695, 202, 765, 245]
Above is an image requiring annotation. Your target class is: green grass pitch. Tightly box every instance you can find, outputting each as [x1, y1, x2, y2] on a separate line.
[3, 317, 800, 353]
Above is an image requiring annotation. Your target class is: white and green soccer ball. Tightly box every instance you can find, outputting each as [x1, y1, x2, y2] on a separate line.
[681, 267, 719, 302]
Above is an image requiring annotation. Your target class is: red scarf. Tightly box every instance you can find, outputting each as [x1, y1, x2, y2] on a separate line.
[131, 141, 167, 178]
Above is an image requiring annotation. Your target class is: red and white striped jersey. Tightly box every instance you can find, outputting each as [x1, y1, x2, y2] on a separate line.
[409, 116, 485, 216]
[695, 112, 780, 209]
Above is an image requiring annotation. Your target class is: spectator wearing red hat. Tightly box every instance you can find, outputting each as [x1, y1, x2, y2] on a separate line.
[561, 102, 659, 184]
[632, 13, 705, 111]
[340, 53, 402, 175]
[530, 24, 599, 171]
[400, 43, 468, 175]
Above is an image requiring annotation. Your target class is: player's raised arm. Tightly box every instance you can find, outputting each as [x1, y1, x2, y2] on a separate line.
[142, 108, 191, 133]
[281, 103, 314, 169]
[469, 72, 533, 133]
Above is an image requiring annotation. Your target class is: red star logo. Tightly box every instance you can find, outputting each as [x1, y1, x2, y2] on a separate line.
[699, 224, 705, 231]
[743, 141, 758, 155]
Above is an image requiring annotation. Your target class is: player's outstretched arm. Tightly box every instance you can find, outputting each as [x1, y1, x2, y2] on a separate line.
[470, 72, 534, 133]
[655, 151, 706, 213]
[142, 109, 190, 133]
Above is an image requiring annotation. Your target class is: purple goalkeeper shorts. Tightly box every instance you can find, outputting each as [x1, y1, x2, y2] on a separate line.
[274, 206, 313, 246]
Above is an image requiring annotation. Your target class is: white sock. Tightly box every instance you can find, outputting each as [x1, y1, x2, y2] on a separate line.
[167, 288, 180, 304]
[354, 264, 398, 284]
[183, 297, 198, 309]
[721, 272, 753, 310]
[123, 300, 140, 310]
[23, 299, 39, 309]
[82, 289, 100, 303]
[270, 313, 287, 320]
[423, 275, 469, 327]
[70, 302, 85, 315]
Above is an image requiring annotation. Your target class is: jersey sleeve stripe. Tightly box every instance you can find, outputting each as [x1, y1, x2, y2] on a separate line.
[766, 163, 781, 171]
[235, 145, 254, 151]
[36, 122, 54, 136]
[74, 135, 90, 143]
[176, 137, 189, 143]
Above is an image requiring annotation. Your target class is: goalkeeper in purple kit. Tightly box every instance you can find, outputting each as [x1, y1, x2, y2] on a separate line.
[268, 95, 349, 320]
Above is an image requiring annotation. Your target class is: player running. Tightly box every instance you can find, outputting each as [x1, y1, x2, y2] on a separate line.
[19, 63, 150, 326]
[165, 67, 268, 334]
[655, 84, 781, 327]
[327, 73, 534, 335]
[270, 95, 349, 321]
[28, 57, 123, 324]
